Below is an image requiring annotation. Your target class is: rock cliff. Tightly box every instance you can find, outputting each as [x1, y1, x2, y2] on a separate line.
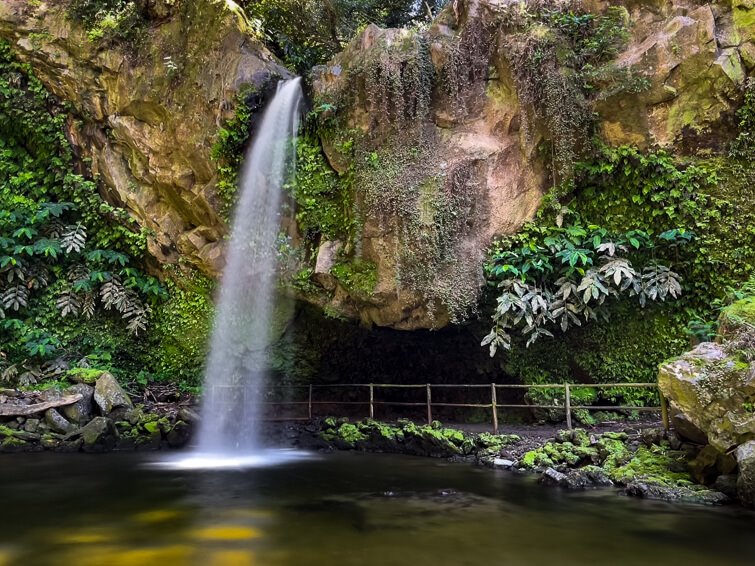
[306, 0, 751, 329]
[1, 0, 751, 329]
[0, 0, 289, 275]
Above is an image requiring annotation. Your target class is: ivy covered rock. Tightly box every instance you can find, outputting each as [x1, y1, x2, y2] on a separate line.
[659, 303, 755, 454]
[300, 0, 748, 330]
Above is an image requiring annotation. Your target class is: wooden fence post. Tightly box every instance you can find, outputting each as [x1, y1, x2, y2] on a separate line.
[491, 383, 498, 435]
[369, 384, 374, 419]
[564, 383, 572, 431]
[426, 384, 432, 425]
[308, 384, 313, 419]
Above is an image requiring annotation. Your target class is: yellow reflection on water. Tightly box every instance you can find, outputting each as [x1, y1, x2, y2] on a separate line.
[191, 525, 263, 541]
[0, 550, 11, 566]
[63, 544, 192, 566]
[206, 550, 256, 566]
[132, 509, 184, 524]
[54, 527, 119, 545]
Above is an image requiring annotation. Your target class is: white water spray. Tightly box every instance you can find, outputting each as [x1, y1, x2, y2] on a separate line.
[193, 78, 303, 457]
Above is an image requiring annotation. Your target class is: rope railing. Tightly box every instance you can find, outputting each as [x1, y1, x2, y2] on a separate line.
[253, 382, 670, 433]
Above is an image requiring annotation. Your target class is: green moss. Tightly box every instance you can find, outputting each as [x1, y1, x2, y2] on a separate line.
[1, 437, 27, 449]
[330, 260, 377, 297]
[147, 268, 214, 385]
[609, 445, 693, 487]
[721, 297, 755, 328]
[336, 423, 368, 446]
[66, 368, 105, 384]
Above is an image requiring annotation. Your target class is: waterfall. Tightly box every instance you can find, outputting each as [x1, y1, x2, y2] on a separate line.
[195, 78, 303, 455]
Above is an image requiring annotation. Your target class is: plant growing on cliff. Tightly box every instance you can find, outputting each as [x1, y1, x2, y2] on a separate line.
[502, 4, 645, 179]
[0, 42, 164, 369]
[482, 216, 690, 356]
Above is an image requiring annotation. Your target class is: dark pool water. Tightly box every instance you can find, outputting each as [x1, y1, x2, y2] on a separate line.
[0, 451, 754, 566]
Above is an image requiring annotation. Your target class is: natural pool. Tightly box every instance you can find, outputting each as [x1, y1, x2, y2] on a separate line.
[0, 451, 753, 566]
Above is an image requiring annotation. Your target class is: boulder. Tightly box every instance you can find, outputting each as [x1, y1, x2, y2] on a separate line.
[658, 342, 755, 452]
[76, 417, 116, 453]
[540, 468, 568, 486]
[44, 409, 77, 435]
[94, 373, 133, 415]
[62, 384, 95, 424]
[736, 440, 755, 507]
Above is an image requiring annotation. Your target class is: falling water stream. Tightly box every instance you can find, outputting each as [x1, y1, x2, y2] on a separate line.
[168, 78, 305, 467]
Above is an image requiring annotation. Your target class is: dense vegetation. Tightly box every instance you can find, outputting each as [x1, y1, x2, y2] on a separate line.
[3, 0, 753, 427]
[0, 42, 211, 389]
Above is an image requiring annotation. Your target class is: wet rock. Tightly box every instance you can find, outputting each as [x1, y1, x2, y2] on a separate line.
[94, 373, 133, 415]
[492, 458, 515, 469]
[540, 468, 568, 486]
[672, 412, 709, 445]
[22, 418, 40, 433]
[178, 406, 200, 424]
[561, 466, 614, 489]
[689, 444, 727, 484]
[624, 480, 730, 505]
[62, 383, 94, 424]
[736, 440, 755, 507]
[659, 342, 755, 452]
[76, 417, 116, 453]
[713, 474, 739, 499]
[44, 409, 77, 434]
[166, 421, 191, 448]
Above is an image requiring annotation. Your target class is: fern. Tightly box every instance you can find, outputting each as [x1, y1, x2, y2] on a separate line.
[2, 285, 28, 311]
[56, 289, 81, 317]
[61, 223, 87, 253]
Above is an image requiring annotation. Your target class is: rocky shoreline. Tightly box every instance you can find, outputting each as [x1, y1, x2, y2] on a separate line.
[0, 372, 192, 453]
[286, 418, 734, 506]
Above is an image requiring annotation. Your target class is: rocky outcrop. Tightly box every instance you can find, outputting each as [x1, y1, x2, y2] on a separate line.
[659, 296, 755, 506]
[307, 0, 751, 329]
[0, 0, 289, 276]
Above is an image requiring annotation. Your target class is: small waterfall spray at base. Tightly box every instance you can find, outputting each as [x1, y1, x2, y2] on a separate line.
[158, 78, 313, 470]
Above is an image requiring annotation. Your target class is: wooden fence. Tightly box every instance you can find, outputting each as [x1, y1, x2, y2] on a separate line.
[257, 382, 670, 433]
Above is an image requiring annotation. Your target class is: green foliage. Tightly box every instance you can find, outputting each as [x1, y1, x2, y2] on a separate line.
[67, 0, 148, 51]
[243, 0, 445, 72]
[330, 259, 376, 296]
[146, 268, 215, 385]
[287, 132, 355, 242]
[482, 214, 689, 355]
[211, 86, 271, 217]
[502, 3, 646, 178]
[730, 77, 755, 160]
[0, 42, 164, 375]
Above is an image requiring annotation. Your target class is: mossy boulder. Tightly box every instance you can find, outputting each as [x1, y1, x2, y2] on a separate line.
[658, 342, 755, 453]
[93, 373, 133, 415]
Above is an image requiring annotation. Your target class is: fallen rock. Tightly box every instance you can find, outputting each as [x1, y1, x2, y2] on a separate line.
[94, 373, 133, 415]
[75, 417, 116, 453]
[540, 468, 568, 486]
[658, 342, 755, 452]
[44, 408, 77, 434]
[492, 458, 515, 469]
[561, 466, 614, 489]
[624, 480, 730, 505]
[672, 412, 709, 445]
[713, 474, 739, 499]
[62, 383, 94, 424]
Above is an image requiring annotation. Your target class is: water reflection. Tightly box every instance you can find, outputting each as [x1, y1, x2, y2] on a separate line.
[1, 452, 754, 565]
